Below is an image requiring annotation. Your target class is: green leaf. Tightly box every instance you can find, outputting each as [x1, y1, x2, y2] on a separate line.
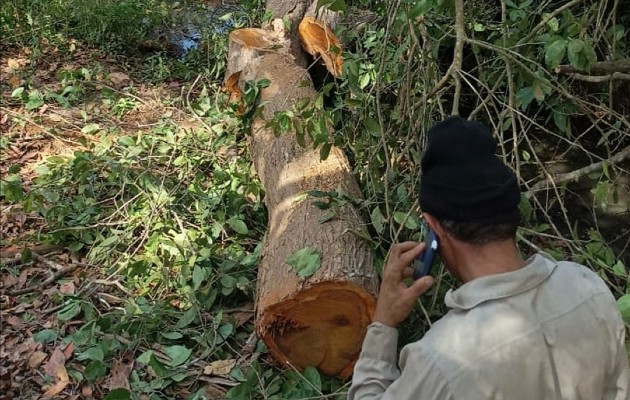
[160, 331, 184, 340]
[218, 323, 234, 339]
[25, 94, 44, 110]
[21, 247, 33, 263]
[221, 275, 237, 295]
[192, 265, 207, 290]
[393, 211, 407, 225]
[567, 38, 584, 69]
[68, 242, 84, 252]
[319, 142, 332, 161]
[104, 388, 131, 400]
[286, 247, 321, 278]
[81, 123, 100, 134]
[317, 0, 348, 13]
[545, 38, 566, 69]
[175, 307, 197, 329]
[371, 207, 385, 234]
[165, 345, 192, 367]
[77, 346, 104, 362]
[85, 360, 108, 381]
[364, 117, 381, 138]
[227, 218, 249, 235]
[612, 260, 627, 278]
[11, 87, 25, 98]
[546, 16, 559, 32]
[58, 301, 81, 321]
[33, 329, 58, 344]
[137, 350, 153, 364]
[302, 367, 322, 391]
[149, 355, 170, 377]
[318, 210, 335, 224]
[553, 110, 568, 133]
[618, 294, 630, 324]
[516, 87, 535, 110]
[518, 195, 533, 221]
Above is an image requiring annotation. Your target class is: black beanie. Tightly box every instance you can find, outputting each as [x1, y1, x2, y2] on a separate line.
[419, 116, 521, 222]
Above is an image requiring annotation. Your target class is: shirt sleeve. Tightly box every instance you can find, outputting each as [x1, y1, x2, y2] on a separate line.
[348, 322, 454, 400]
[605, 310, 630, 400]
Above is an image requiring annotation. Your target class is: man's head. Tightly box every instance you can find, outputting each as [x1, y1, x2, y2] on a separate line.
[419, 116, 521, 274]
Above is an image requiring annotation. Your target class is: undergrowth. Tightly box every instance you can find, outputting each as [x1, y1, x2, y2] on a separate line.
[1, 0, 629, 399]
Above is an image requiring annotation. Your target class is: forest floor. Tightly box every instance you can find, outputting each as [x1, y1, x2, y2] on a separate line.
[0, 43, 250, 400]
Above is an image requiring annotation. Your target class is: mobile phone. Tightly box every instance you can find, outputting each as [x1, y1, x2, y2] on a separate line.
[413, 227, 439, 279]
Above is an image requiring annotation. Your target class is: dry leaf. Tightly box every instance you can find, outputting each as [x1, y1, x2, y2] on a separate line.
[42, 375, 69, 398]
[59, 281, 76, 295]
[6, 57, 28, 71]
[298, 17, 343, 77]
[28, 351, 48, 369]
[1, 274, 19, 289]
[231, 311, 253, 328]
[43, 348, 66, 376]
[81, 384, 93, 397]
[63, 343, 74, 360]
[203, 359, 236, 376]
[109, 72, 130, 86]
[6, 316, 24, 328]
[204, 384, 226, 399]
[105, 357, 133, 390]
[42, 347, 69, 398]
[8, 75, 21, 88]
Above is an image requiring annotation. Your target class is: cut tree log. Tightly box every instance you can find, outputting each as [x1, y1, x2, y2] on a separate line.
[226, 22, 378, 379]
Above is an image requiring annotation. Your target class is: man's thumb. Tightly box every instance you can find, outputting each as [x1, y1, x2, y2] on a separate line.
[410, 276, 434, 297]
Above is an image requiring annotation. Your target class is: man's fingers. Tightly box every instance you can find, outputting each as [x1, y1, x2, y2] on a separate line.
[407, 275, 434, 298]
[389, 241, 419, 258]
[397, 243, 425, 267]
[402, 267, 414, 278]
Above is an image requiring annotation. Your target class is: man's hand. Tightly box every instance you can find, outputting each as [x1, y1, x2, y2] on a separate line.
[373, 242, 435, 328]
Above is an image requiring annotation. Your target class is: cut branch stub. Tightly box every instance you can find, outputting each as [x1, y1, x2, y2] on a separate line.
[298, 17, 343, 77]
[224, 71, 243, 113]
[226, 28, 286, 79]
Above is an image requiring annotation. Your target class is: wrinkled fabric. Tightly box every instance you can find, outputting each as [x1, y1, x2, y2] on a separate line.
[349, 254, 630, 400]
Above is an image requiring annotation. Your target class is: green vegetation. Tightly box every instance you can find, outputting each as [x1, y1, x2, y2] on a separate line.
[1, 0, 628, 398]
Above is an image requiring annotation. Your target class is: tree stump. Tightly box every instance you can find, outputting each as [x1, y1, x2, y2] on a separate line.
[226, 23, 378, 378]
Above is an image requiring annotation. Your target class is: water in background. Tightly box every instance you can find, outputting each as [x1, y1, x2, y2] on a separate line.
[159, 1, 243, 59]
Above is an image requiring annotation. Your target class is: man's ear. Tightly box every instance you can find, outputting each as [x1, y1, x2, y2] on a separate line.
[422, 213, 446, 238]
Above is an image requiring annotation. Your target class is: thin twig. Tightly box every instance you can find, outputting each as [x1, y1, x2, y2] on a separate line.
[554, 59, 630, 75]
[563, 72, 630, 82]
[526, 145, 630, 198]
[4, 264, 78, 296]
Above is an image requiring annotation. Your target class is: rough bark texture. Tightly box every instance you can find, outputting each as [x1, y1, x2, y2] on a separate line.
[226, 19, 378, 378]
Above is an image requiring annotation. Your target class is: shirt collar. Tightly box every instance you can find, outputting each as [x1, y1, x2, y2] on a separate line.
[444, 254, 557, 311]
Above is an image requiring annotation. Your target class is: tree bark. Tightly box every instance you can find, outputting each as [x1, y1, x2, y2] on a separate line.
[226, 9, 378, 379]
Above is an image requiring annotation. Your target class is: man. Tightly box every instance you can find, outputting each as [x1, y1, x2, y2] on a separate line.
[349, 116, 629, 399]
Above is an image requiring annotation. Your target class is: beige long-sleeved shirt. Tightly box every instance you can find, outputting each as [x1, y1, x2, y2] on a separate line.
[349, 254, 630, 400]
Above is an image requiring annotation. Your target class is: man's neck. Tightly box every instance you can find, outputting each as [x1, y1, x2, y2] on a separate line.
[451, 240, 525, 283]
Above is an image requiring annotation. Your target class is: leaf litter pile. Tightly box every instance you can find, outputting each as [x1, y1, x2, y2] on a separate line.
[0, 40, 309, 399]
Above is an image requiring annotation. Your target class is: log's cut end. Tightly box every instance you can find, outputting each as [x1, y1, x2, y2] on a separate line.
[258, 281, 375, 379]
[229, 28, 279, 50]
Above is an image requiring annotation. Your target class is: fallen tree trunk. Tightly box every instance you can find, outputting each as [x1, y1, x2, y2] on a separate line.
[226, 19, 378, 378]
